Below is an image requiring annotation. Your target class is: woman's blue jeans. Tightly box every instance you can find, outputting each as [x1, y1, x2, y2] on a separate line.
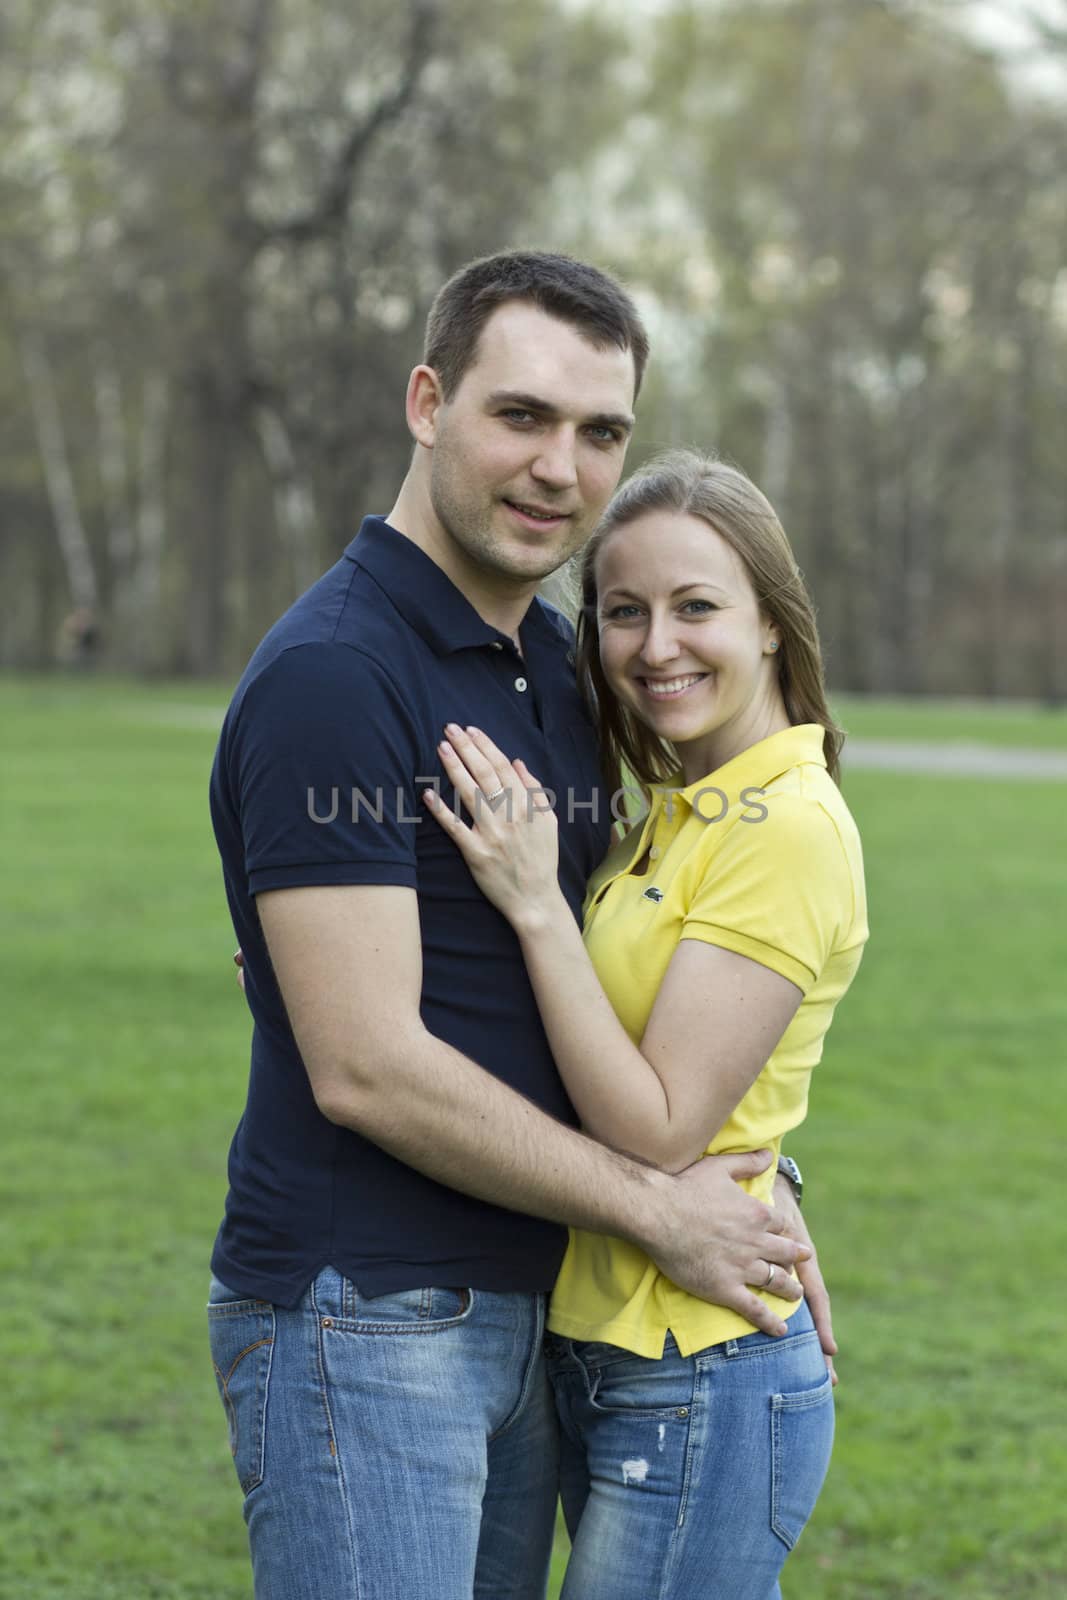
[545, 1299, 834, 1600]
[207, 1268, 559, 1600]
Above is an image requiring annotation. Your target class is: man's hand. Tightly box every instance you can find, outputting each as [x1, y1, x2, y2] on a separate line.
[773, 1171, 838, 1385]
[234, 948, 246, 992]
[640, 1151, 810, 1338]
[249, 888, 821, 1340]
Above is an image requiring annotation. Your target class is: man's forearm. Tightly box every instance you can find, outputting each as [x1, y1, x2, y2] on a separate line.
[315, 1025, 808, 1337]
[318, 1020, 671, 1251]
[257, 883, 807, 1332]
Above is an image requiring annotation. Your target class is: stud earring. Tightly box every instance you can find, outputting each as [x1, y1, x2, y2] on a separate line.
[768, 640, 779, 653]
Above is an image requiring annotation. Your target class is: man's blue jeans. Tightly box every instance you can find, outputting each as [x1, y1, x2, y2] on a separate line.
[546, 1299, 834, 1600]
[207, 1268, 559, 1599]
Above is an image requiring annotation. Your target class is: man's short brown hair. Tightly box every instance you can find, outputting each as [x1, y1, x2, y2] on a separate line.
[423, 250, 649, 401]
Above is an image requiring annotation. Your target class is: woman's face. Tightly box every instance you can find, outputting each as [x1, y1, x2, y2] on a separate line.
[594, 509, 787, 780]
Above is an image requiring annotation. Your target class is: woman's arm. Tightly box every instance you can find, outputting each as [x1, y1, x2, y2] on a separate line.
[427, 725, 803, 1172]
[517, 899, 800, 1171]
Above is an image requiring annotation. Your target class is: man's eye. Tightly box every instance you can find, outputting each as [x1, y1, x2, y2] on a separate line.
[502, 409, 536, 424]
[587, 425, 622, 444]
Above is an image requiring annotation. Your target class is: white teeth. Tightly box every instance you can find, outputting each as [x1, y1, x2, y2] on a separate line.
[642, 675, 704, 697]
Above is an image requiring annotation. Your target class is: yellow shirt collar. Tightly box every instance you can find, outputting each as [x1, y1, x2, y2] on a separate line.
[653, 724, 828, 815]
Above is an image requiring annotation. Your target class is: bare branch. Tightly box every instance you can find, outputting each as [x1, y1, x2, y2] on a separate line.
[159, 21, 210, 117]
[1018, 3, 1067, 52]
[222, 0, 278, 112]
[160, 0, 276, 119]
[263, 0, 439, 245]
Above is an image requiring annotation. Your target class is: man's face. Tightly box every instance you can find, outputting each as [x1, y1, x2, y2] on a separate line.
[424, 302, 637, 590]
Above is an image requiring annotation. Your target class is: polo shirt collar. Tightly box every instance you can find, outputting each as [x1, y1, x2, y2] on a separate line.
[344, 516, 564, 658]
[657, 723, 828, 813]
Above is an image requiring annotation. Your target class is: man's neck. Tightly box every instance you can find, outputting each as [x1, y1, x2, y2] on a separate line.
[386, 478, 537, 642]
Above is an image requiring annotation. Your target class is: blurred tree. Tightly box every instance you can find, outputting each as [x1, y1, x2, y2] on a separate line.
[0, 0, 1063, 694]
[0, 0, 628, 672]
[581, 0, 1067, 698]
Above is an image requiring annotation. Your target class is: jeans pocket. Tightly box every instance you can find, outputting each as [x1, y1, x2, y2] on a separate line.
[333, 1281, 474, 1333]
[582, 1347, 696, 1421]
[207, 1289, 275, 1494]
[770, 1366, 835, 1549]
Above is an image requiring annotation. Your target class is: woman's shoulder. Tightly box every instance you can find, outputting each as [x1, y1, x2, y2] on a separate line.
[762, 759, 862, 858]
[755, 764, 867, 947]
[709, 763, 866, 932]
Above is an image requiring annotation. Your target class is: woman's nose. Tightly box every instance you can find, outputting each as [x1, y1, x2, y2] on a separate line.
[639, 614, 681, 666]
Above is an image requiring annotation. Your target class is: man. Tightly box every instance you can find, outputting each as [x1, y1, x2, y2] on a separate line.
[208, 251, 829, 1599]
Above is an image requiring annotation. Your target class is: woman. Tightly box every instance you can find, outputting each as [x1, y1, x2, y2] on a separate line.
[425, 449, 868, 1599]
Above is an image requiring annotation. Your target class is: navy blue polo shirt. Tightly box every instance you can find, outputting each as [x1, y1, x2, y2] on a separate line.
[209, 516, 612, 1307]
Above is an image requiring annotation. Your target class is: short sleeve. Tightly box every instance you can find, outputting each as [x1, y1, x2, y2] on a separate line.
[680, 792, 854, 993]
[227, 642, 423, 896]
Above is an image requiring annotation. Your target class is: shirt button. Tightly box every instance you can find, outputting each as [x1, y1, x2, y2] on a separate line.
[514, 676, 528, 692]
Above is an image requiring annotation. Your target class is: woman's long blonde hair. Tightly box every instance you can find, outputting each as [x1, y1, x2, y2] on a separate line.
[575, 449, 844, 794]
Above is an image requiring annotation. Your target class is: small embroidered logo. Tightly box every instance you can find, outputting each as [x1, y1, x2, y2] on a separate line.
[642, 886, 664, 903]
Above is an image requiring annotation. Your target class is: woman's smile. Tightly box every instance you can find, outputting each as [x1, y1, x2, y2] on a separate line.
[637, 672, 710, 700]
[595, 509, 787, 779]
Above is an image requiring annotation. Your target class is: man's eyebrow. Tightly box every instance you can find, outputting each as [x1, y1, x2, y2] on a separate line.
[486, 390, 635, 434]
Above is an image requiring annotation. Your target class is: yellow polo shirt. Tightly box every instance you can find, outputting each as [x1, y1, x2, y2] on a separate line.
[547, 723, 868, 1357]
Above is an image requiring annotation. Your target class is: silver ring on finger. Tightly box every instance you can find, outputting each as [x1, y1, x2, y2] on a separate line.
[484, 786, 506, 804]
[761, 1260, 775, 1289]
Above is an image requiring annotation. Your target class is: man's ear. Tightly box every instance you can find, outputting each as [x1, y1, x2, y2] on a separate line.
[406, 365, 444, 448]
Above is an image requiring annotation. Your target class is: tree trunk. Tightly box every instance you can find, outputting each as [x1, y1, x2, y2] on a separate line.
[183, 368, 238, 676]
[255, 403, 321, 595]
[93, 351, 136, 583]
[134, 372, 170, 671]
[19, 330, 99, 617]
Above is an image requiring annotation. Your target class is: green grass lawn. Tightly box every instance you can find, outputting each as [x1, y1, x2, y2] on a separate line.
[2, 674, 1064, 1598]
[831, 692, 1067, 751]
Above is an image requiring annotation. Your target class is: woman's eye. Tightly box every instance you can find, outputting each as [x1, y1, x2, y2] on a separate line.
[681, 599, 717, 615]
[603, 604, 643, 621]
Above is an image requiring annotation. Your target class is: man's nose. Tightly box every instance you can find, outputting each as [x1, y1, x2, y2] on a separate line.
[530, 429, 579, 491]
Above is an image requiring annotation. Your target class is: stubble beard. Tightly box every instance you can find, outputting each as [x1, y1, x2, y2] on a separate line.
[430, 457, 586, 588]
